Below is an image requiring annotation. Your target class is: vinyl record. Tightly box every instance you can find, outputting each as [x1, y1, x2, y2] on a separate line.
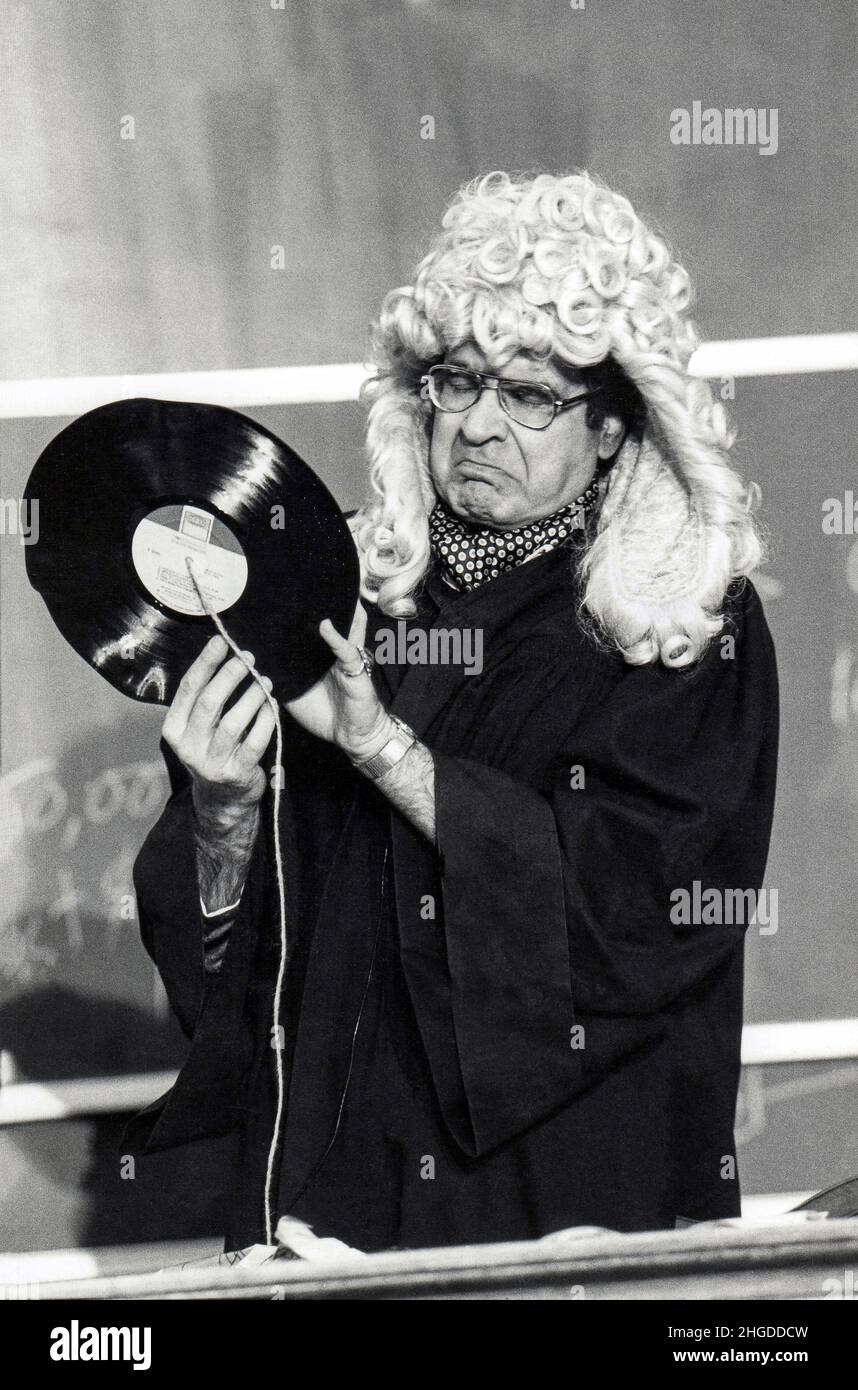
[23, 398, 360, 705]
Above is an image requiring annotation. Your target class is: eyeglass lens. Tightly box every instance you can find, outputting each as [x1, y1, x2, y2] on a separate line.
[430, 367, 556, 428]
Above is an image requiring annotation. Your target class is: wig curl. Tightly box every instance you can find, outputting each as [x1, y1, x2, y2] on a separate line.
[353, 169, 765, 668]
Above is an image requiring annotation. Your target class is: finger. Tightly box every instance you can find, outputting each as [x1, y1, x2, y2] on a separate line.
[164, 635, 230, 736]
[238, 700, 278, 764]
[212, 674, 273, 753]
[347, 599, 368, 647]
[185, 649, 258, 739]
[319, 618, 360, 666]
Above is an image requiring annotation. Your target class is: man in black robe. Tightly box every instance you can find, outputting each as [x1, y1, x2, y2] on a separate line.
[124, 177, 779, 1254]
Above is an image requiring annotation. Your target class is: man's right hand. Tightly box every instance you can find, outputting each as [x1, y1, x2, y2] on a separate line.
[162, 634, 277, 822]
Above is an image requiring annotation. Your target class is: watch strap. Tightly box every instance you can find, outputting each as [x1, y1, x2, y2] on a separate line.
[351, 716, 417, 779]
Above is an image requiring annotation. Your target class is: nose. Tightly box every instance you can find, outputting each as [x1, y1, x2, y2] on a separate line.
[459, 381, 508, 442]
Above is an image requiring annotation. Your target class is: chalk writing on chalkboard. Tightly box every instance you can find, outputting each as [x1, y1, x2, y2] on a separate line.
[1, 757, 169, 992]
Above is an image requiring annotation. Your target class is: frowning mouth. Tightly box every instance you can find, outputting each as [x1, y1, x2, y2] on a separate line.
[454, 458, 506, 479]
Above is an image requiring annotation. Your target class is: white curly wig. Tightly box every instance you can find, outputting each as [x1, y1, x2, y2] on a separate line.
[353, 169, 765, 668]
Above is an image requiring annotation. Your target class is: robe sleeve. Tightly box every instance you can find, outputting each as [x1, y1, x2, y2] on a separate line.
[126, 723, 356, 1155]
[395, 586, 778, 1157]
[132, 738, 210, 1040]
[132, 728, 307, 1035]
[123, 736, 268, 1154]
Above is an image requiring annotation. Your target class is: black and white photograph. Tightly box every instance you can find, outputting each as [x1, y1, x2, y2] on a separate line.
[0, 0, 856, 1347]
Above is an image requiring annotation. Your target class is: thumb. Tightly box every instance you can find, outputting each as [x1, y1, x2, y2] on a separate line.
[347, 599, 368, 647]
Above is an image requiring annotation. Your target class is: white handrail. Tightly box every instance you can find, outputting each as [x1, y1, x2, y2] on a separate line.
[0, 333, 855, 419]
[741, 1018, 858, 1066]
[1, 1019, 856, 1124]
[0, 1070, 177, 1124]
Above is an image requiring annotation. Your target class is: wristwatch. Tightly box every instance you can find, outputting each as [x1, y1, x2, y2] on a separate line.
[351, 715, 418, 780]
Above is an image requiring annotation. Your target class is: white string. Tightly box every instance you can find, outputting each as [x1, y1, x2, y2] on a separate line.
[184, 557, 288, 1246]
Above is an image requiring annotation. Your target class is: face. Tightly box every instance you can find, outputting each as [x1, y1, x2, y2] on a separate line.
[428, 341, 624, 528]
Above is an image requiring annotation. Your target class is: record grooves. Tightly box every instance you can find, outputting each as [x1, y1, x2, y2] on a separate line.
[24, 398, 360, 705]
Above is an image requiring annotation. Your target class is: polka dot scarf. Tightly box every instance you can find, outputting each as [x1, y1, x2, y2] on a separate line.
[429, 477, 601, 591]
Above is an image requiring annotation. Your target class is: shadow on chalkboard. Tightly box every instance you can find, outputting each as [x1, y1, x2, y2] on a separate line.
[0, 986, 232, 1248]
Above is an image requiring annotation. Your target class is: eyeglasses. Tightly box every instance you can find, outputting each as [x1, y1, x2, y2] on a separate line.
[420, 363, 603, 431]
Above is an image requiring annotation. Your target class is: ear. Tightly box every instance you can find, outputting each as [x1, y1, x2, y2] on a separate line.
[597, 411, 626, 461]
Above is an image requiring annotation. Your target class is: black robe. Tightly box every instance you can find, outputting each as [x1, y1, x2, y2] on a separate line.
[124, 543, 779, 1252]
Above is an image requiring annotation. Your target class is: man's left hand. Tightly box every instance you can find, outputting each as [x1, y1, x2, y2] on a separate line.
[284, 599, 394, 762]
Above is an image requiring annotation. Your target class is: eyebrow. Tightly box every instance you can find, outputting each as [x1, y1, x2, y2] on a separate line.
[444, 357, 584, 391]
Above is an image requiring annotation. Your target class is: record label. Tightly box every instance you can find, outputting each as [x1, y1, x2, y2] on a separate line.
[131, 503, 248, 616]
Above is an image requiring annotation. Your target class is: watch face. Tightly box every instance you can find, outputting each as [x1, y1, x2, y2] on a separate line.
[378, 735, 407, 767]
[361, 725, 416, 777]
[351, 720, 416, 776]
